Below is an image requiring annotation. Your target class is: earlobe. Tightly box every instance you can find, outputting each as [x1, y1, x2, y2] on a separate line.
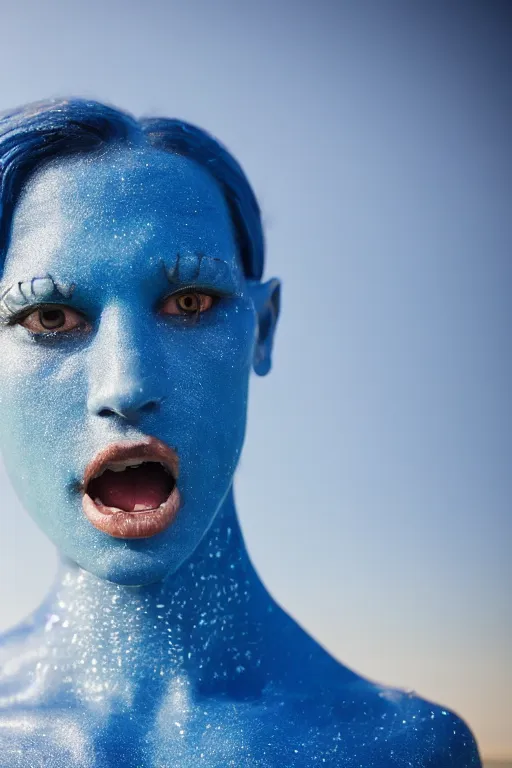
[248, 278, 281, 377]
[253, 343, 272, 377]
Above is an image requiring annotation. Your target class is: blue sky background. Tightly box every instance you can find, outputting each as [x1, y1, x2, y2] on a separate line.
[0, 0, 510, 758]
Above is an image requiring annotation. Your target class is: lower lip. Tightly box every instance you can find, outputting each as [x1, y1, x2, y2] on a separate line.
[82, 487, 181, 539]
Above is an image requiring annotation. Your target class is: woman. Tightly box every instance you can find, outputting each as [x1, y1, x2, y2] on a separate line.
[0, 99, 481, 766]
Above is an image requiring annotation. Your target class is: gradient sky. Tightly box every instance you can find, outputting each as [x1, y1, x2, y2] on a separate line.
[0, 0, 510, 759]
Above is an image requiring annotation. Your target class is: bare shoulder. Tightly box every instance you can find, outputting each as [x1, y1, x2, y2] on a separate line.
[0, 624, 93, 767]
[364, 681, 481, 766]
[0, 616, 50, 708]
[301, 673, 482, 767]
[263, 629, 482, 768]
[262, 614, 482, 765]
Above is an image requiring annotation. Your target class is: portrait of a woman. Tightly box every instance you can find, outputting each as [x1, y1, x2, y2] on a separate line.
[0, 99, 482, 767]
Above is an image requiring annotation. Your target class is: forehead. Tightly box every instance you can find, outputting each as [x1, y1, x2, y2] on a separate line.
[3, 146, 237, 279]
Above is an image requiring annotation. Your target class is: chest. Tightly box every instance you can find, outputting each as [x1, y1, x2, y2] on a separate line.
[0, 699, 436, 768]
[0, 706, 302, 767]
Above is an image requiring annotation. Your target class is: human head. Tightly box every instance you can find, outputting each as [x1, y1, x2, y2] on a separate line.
[0, 99, 280, 585]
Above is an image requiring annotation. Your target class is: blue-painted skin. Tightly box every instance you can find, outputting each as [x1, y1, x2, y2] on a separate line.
[0, 103, 481, 766]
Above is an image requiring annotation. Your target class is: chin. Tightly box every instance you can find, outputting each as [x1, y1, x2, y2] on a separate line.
[75, 545, 178, 587]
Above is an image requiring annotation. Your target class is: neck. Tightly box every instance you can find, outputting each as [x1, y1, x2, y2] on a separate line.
[33, 488, 278, 708]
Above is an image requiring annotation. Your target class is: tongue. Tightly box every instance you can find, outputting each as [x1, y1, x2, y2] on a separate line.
[90, 464, 173, 512]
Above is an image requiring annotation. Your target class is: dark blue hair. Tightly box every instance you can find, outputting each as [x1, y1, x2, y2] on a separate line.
[0, 98, 264, 280]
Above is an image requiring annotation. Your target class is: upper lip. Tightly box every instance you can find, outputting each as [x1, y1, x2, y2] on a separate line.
[82, 436, 179, 492]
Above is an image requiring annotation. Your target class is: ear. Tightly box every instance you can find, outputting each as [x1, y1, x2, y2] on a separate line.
[246, 278, 281, 377]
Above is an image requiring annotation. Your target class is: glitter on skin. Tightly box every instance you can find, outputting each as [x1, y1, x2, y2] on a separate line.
[0, 120, 482, 766]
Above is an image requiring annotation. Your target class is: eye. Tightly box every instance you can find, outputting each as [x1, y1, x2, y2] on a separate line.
[161, 292, 215, 316]
[18, 305, 88, 334]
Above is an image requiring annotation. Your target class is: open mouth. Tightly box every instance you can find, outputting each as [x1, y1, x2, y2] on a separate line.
[81, 438, 181, 539]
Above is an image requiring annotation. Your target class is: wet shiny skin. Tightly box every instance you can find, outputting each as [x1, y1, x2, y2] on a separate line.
[0, 149, 481, 765]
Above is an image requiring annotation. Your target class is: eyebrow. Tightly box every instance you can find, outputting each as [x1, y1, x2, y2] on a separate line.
[0, 253, 242, 321]
[0, 275, 75, 318]
[162, 252, 242, 293]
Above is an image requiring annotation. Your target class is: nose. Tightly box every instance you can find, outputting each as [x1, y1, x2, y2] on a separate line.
[87, 304, 163, 423]
[89, 385, 162, 422]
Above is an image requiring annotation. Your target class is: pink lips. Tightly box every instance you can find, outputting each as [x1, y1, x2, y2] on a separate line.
[81, 437, 181, 539]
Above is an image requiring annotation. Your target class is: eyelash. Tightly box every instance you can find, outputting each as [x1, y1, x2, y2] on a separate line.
[158, 288, 221, 319]
[2, 305, 89, 338]
[3, 289, 222, 333]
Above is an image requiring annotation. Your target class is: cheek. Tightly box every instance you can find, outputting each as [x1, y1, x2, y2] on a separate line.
[0, 337, 87, 508]
[0, 339, 84, 433]
[160, 305, 256, 477]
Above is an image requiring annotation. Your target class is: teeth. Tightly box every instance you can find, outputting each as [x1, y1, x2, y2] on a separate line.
[106, 460, 144, 473]
[93, 497, 165, 513]
[94, 498, 123, 513]
[89, 460, 173, 483]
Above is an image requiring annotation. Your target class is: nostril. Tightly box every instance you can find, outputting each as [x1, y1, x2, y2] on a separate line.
[95, 399, 162, 420]
[140, 400, 160, 414]
[98, 408, 117, 418]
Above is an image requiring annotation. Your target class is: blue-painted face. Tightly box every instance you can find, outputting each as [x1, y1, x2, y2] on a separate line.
[0, 146, 278, 585]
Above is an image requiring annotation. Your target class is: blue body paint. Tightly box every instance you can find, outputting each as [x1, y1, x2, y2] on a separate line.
[0, 101, 481, 766]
